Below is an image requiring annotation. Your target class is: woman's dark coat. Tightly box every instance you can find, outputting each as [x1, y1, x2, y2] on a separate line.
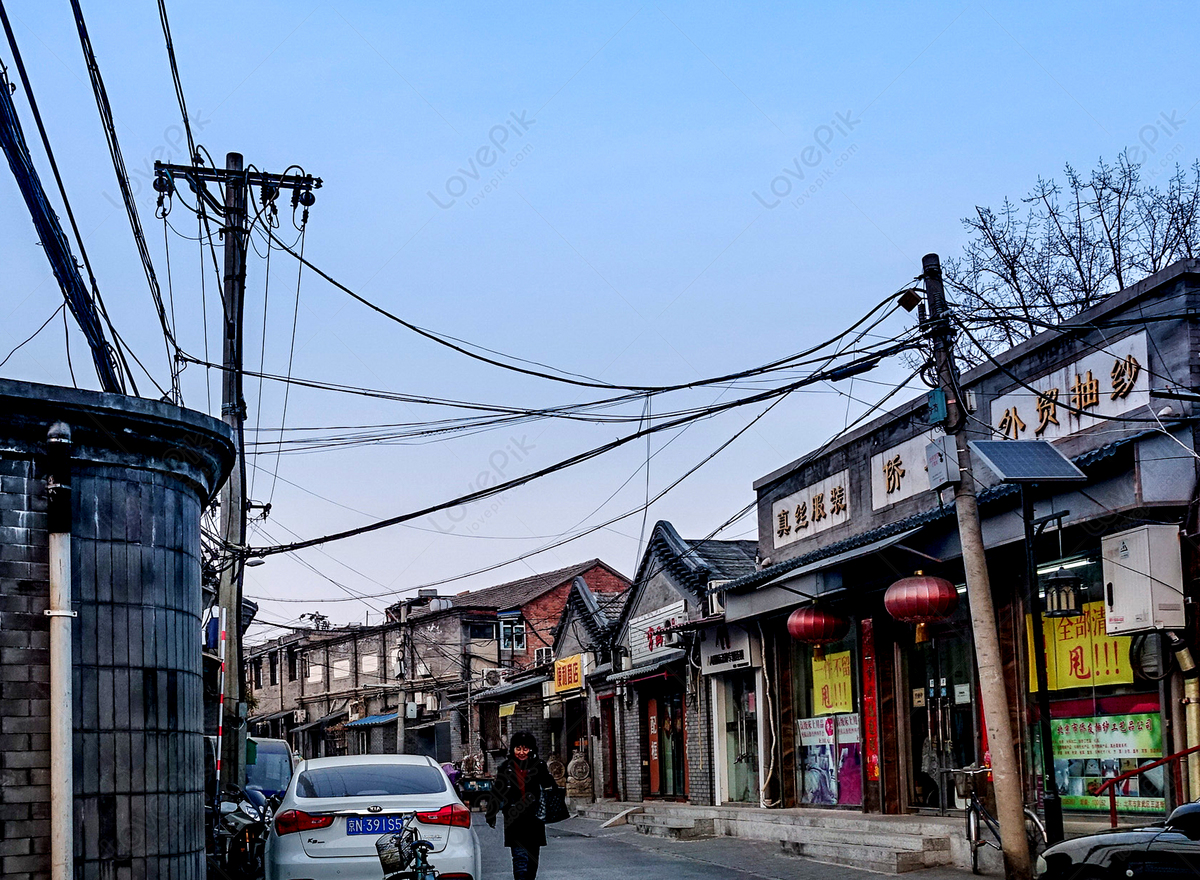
[486, 756, 558, 848]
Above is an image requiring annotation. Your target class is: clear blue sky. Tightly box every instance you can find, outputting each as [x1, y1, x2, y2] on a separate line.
[2, 1, 1196, 637]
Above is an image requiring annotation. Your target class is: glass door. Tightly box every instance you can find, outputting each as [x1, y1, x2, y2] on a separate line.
[904, 609, 977, 813]
[723, 670, 759, 803]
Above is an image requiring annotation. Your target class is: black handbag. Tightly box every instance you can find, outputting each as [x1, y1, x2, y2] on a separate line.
[538, 785, 569, 823]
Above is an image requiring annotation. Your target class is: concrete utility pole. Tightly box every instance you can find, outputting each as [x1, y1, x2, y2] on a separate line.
[923, 254, 1032, 880]
[154, 154, 320, 791]
[396, 615, 408, 754]
[217, 151, 249, 789]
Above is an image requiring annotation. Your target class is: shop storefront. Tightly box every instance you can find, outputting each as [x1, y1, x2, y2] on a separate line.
[788, 625, 864, 808]
[721, 263, 1199, 821]
[1030, 554, 1169, 816]
[702, 623, 763, 804]
[546, 653, 590, 761]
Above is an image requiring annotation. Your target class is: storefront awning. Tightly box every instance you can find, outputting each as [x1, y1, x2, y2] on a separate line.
[475, 675, 549, 701]
[724, 527, 921, 623]
[248, 708, 294, 725]
[607, 648, 686, 683]
[345, 712, 398, 728]
[291, 709, 347, 734]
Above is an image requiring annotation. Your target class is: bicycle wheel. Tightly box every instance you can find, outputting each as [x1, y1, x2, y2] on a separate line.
[1024, 808, 1047, 857]
[966, 806, 982, 875]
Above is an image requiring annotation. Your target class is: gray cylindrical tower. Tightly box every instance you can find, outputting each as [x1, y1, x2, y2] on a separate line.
[0, 379, 234, 880]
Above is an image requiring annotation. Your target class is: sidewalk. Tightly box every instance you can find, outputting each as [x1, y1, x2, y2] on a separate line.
[552, 816, 980, 879]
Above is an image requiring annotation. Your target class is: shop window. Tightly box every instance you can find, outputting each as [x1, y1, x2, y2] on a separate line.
[791, 631, 862, 807]
[1030, 556, 1166, 816]
[500, 619, 526, 651]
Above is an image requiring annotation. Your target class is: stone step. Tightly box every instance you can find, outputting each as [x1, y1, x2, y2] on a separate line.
[630, 815, 714, 840]
[780, 838, 953, 874]
[765, 823, 947, 853]
[650, 806, 957, 837]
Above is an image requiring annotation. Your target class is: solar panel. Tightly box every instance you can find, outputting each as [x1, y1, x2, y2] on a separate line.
[968, 440, 1086, 483]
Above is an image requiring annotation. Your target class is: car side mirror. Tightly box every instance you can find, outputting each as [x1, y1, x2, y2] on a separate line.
[1166, 803, 1200, 840]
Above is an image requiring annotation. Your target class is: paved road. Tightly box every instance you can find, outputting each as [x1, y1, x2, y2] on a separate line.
[473, 815, 977, 880]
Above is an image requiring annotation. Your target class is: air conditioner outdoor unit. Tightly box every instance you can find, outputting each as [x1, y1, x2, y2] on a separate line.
[534, 647, 554, 666]
[482, 668, 504, 688]
[706, 585, 728, 617]
[663, 631, 684, 648]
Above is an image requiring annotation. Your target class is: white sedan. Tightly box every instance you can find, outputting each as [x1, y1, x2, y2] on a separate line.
[265, 753, 482, 880]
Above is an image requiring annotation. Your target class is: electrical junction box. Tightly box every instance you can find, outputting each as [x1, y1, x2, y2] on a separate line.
[1101, 524, 1185, 635]
[926, 389, 949, 425]
[926, 435, 959, 490]
[405, 701, 419, 719]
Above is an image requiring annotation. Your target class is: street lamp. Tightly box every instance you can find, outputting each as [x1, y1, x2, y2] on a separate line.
[1042, 567, 1084, 619]
[969, 440, 1088, 847]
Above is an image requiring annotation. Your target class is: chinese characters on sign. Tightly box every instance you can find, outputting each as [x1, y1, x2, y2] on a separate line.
[771, 470, 851, 549]
[553, 654, 583, 693]
[990, 333, 1149, 442]
[811, 650, 853, 715]
[1051, 712, 1164, 814]
[870, 430, 944, 510]
[1025, 602, 1133, 691]
[628, 600, 687, 667]
[882, 455, 905, 493]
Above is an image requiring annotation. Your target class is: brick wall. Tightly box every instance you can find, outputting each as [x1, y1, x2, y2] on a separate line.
[0, 456, 51, 880]
[617, 695, 642, 802]
[686, 675, 713, 805]
[515, 564, 629, 669]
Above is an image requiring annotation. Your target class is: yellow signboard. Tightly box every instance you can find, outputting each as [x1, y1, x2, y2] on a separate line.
[553, 654, 583, 694]
[499, 701, 517, 718]
[1026, 601, 1133, 692]
[811, 651, 853, 715]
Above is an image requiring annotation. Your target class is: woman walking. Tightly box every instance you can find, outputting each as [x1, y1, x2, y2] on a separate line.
[486, 731, 560, 880]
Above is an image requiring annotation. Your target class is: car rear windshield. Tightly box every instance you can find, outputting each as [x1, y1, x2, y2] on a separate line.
[296, 764, 448, 798]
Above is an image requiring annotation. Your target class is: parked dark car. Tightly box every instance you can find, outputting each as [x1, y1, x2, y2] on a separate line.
[1036, 802, 1200, 878]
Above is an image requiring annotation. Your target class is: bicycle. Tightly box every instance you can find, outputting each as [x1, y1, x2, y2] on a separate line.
[952, 766, 1047, 875]
[375, 813, 439, 880]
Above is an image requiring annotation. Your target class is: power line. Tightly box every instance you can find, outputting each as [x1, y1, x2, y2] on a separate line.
[0, 302, 64, 369]
[68, 0, 177, 397]
[245, 344, 909, 558]
[258, 221, 907, 393]
[0, 1, 136, 394]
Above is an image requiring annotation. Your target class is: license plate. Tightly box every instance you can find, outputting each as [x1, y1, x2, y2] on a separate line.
[346, 814, 406, 835]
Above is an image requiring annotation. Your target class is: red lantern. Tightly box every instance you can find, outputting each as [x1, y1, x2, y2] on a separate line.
[884, 571, 958, 644]
[787, 605, 850, 660]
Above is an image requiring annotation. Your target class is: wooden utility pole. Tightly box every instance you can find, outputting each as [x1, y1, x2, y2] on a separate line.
[923, 254, 1032, 880]
[217, 151, 248, 788]
[155, 154, 320, 792]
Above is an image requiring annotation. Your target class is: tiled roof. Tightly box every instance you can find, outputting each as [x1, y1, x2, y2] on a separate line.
[689, 539, 758, 580]
[453, 559, 617, 612]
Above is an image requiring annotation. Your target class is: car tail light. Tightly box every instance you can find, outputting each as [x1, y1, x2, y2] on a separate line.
[275, 809, 334, 835]
[414, 803, 472, 828]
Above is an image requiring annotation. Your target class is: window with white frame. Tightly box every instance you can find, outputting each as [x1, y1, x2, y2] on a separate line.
[333, 658, 351, 679]
[500, 618, 526, 651]
[361, 653, 378, 674]
[305, 654, 322, 682]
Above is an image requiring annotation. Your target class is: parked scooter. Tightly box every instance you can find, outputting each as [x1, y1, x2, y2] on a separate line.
[213, 786, 272, 878]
